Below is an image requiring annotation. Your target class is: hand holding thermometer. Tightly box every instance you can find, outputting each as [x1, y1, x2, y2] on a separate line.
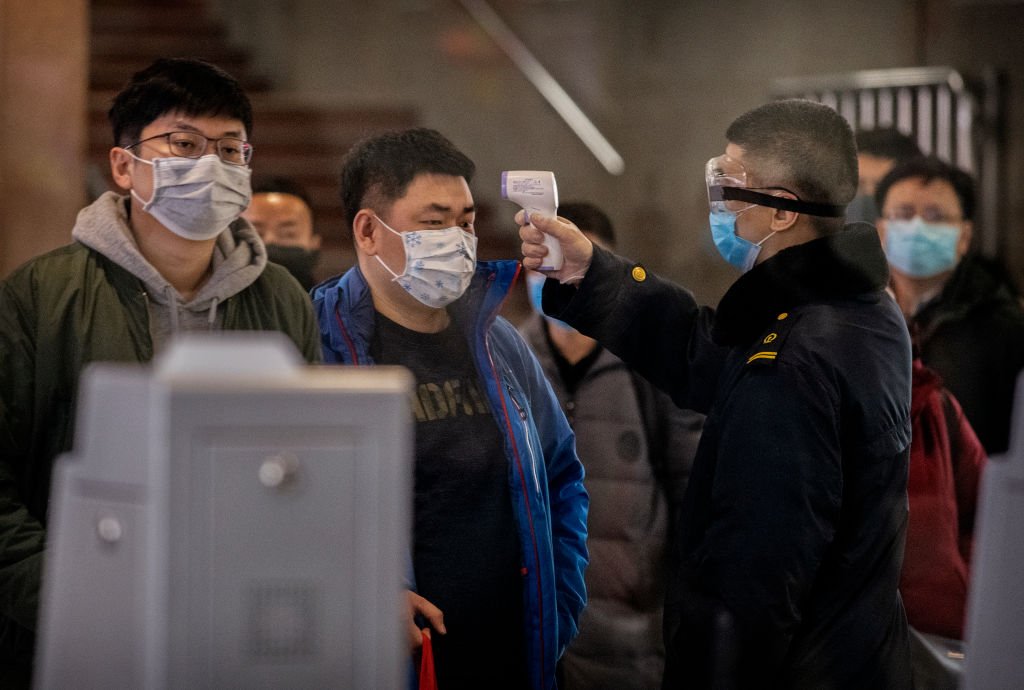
[501, 171, 562, 271]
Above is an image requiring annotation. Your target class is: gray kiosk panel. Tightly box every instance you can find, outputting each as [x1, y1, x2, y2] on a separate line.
[963, 374, 1024, 690]
[36, 335, 412, 690]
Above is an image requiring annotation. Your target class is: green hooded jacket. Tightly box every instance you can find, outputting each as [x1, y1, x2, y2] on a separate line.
[0, 193, 320, 681]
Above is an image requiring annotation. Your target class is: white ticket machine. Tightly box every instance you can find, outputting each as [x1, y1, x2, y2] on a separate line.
[35, 334, 412, 689]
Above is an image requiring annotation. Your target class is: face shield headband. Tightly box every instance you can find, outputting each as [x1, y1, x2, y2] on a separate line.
[705, 155, 847, 218]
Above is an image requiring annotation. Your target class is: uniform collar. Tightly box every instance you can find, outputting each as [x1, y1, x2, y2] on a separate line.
[712, 222, 890, 345]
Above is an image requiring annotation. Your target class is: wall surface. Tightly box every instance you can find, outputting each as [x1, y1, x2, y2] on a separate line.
[5, 1, 1020, 293]
[0, 0, 88, 277]
[129, 0, 1024, 301]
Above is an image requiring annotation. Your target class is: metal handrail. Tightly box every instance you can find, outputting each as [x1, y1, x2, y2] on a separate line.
[773, 66, 967, 94]
[457, 0, 625, 175]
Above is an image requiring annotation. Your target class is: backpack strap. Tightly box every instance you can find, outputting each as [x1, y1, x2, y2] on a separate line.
[629, 369, 688, 535]
[629, 369, 665, 486]
[940, 389, 961, 462]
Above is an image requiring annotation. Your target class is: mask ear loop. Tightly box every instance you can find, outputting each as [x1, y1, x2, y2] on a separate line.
[755, 230, 779, 248]
[124, 150, 158, 208]
[372, 214, 408, 281]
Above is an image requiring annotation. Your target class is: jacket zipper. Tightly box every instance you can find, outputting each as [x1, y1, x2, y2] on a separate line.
[334, 302, 360, 364]
[507, 382, 541, 494]
[484, 331, 546, 688]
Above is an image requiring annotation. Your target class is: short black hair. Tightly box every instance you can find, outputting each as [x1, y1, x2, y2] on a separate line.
[338, 128, 475, 231]
[251, 176, 314, 210]
[726, 99, 858, 234]
[855, 127, 922, 161]
[874, 155, 976, 221]
[558, 201, 616, 248]
[108, 58, 253, 147]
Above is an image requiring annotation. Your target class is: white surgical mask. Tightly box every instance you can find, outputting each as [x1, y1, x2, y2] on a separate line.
[373, 215, 477, 308]
[130, 153, 252, 241]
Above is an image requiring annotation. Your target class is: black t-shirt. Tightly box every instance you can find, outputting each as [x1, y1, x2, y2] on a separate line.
[372, 313, 528, 689]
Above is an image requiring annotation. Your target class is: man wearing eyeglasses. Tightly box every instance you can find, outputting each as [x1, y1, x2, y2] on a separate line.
[519, 99, 913, 689]
[875, 156, 1024, 456]
[0, 58, 319, 687]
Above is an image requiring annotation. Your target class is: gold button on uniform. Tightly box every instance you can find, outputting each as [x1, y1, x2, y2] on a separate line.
[631, 266, 647, 282]
[777, 312, 788, 320]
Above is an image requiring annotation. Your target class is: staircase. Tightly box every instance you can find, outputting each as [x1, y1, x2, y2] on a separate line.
[87, 0, 418, 268]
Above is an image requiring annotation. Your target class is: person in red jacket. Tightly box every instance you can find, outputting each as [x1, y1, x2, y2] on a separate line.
[902, 355, 987, 640]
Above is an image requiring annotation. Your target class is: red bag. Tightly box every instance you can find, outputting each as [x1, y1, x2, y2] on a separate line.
[419, 630, 438, 690]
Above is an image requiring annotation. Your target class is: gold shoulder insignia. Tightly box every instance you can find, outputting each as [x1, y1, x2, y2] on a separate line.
[746, 311, 796, 366]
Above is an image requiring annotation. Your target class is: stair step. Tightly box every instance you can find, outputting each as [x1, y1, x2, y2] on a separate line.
[91, 60, 272, 92]
[88, 98, 416, 143]
[91, 34, 234, 58]
[86, 0, 418, 254]
[88, 108, 415, 148]
[92, 6, 224, 33]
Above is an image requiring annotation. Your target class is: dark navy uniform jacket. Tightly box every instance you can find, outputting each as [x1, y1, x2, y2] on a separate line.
[544, 223, 913, 689]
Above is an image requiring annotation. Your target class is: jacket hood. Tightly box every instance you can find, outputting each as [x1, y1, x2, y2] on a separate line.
[911, 358, 943, 418]
[71, 191, 267, 312]
[713, 222, 890, 345]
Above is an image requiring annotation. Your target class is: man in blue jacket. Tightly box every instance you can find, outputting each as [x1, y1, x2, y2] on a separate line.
[312, 128, 588, 690]
[519, 100, 913, 689]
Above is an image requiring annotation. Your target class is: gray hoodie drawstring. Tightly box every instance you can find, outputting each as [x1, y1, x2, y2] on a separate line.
[207, 296, 219, 330]
[166, 286, 180, 333]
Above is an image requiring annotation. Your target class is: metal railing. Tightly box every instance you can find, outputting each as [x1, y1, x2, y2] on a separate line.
[772, 67, 1003, 256]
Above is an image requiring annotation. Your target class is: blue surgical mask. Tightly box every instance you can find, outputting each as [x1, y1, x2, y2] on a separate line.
[709, 211, 776, 273]
[525, 271, 572, 331]
[884, 217, 960, 278]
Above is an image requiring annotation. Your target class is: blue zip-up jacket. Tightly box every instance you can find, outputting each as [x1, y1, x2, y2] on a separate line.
[311, 260, 589, 690]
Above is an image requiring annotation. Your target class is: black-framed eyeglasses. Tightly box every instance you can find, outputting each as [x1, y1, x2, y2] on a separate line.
[125, 131, 253, 166]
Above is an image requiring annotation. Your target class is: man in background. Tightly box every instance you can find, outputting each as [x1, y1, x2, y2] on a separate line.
[846, 127, 922, 224]
[244, 176, 322, 290]
[875, 155, 1024, 455]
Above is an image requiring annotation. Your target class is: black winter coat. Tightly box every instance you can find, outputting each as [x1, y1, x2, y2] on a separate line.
[913, 254, 1024, 455]
[544, 224, 913, 690]
[521, 316, 703, 689]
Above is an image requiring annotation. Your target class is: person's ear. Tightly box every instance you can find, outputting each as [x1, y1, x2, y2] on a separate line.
[769, 205, 800, 232]
[309, 233, 323, 251]
[109, 147, 134, 191]
[352, 210, 381, 255]
[957, 220, 973, 259]
[876, 218, 888, 245]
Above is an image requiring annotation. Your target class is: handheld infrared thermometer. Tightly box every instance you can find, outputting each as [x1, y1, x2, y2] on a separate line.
[501, 170, 562, 271]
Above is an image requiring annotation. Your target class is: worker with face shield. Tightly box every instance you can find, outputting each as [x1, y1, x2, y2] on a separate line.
[518, 99, 913, 689]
